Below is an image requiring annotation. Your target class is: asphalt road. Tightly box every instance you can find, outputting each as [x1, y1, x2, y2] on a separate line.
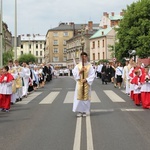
[0, 76, 150, 150]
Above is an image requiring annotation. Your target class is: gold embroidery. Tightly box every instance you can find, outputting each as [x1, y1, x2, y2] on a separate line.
[77, 63, 91, 100]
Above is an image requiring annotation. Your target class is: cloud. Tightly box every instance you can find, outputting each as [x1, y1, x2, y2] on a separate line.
[3, 0, 137, 35]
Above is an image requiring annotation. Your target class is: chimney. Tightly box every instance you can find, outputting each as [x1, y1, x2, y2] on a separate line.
[120, 11, 124, 16]
[111, 12, 114, 16]
[103, 12, 107, 16]
[88, 21, 93, 31]
[103, 25, 107, 29]
[69, 22, 74, 26]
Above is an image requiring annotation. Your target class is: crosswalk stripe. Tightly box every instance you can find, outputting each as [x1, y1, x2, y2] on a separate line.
[104, 90, 125, 102]
[63, 91, 101, 103]
[39, 92, 60, 104]
[121, 108, 144, 112]
[91, 91, 101, 102]
[63, 91, 74, 103]
[17, 92, 42, 104]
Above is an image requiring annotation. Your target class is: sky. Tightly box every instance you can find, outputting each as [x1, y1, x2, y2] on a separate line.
[2, 0, 138, 36]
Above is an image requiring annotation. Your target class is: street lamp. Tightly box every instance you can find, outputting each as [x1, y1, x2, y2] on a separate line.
[0, 0, 3, 67]
[128, 50, 136, 62]
[14, 0, 17, 60]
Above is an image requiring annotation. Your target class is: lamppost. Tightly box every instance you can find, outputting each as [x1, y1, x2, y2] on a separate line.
[128, 50, 136, 62]
[14, 0, 17, 60]
[0, 0, 3, 67]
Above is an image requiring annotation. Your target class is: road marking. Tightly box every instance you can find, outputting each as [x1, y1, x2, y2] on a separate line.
[73, 117, 82, 150]
[91, 91, 101, 102]
[52, 88, 62, 90]
[64, 91, 74, 103]
[86, 115, 94, 150]
[104, 90, 125, 102]
[121, 108, 144, 112]
[17, 92, 42, 104]
[39, 92, 59, 104]
[64, 91, 101, 103]
[91, 109, 114, 112]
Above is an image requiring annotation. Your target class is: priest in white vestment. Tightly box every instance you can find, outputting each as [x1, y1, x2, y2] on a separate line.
[72, 52, 95, 117]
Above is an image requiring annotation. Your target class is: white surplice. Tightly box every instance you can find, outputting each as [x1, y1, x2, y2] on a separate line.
[72, 62, 95, 113]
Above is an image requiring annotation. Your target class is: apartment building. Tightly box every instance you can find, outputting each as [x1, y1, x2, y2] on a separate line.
[89, 26, 115, 62]
[66, 21, 99, 69]
[17, 34, 45, 63]
[89, 11, 123, 63]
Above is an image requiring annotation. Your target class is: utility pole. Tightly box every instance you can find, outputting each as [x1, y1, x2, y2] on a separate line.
[14, 0, 17, 60]
[0, 0, 3, 67]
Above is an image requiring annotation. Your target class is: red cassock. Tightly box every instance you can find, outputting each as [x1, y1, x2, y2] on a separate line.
[131, 75, 141, 105]
[140, 73, 150, 109]
[0, 73, 14, 110]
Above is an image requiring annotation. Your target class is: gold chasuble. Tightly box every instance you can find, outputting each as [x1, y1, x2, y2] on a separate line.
[16, 67, 23, 88]
[9, 68, 16, 93]
[77, 63, 91, 101]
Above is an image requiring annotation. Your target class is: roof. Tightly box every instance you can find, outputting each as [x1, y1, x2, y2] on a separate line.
[20, 34, 46, 41]
[109, 15, 123, 21]
[47, 23, 99, 31]
[90, 27, 112, 39]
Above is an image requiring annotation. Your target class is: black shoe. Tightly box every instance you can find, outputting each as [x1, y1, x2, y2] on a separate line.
[105, 82, 107, 84]
[20, 98, 22, 101]
[11, 102, 14, 105]
[16, 99, 19, 102]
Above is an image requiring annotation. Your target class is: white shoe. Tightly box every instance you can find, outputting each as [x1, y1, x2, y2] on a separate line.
[76, 112, 82, 117]
[82, 113, 86, 117]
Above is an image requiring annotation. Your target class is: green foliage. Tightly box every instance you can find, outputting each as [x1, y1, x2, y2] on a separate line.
[18, 53, 37, 64]
[116, 0, 150, 60]
[3, 50, 14, 65]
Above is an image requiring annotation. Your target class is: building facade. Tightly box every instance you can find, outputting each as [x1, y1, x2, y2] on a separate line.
[17, 34, 45, 63]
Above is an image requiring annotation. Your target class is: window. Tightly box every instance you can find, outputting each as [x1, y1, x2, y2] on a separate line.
[36, 44, 38, 49]
[93, 53, 95, 60]
[63, 57, 67, 61]
[21, 51, 23, 55]
[53, 40, 58, 45]
[40, 58, 42, 63]
[53, 32, 58, 36]
[103, 52, 105, 59]
[53, 57, 59, 62]
[53, 48, 58, 53]
[98, 53, 100, 60]
[92, 41, 95, 49]
[98, 41, 100, 48]
[40, 51, 42, 56]
[63, 48, 66, 53]
[102, 39, 105, 47]
[64, 32, 68, 36]
[29, 44, 31, 49]
[40, 44, 42, 49]
[63, 40, 66, 45]
[21, 44, 23, 49]
[36, 51, 38, 56]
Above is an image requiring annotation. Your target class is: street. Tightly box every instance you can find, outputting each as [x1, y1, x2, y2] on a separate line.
[0, 76, 150, 150]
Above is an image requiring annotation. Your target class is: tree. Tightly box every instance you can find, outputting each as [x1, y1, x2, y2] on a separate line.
[3, 50, 14, 65]
[116, 0, 150, 60]
[18, 53, 37, 64]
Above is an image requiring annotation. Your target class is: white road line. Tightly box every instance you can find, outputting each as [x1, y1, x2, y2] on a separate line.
[73, 117, 82, 150]
[52, 88, 62, 90]
[39, 92, 59, 104]
[64, 91, 101, 103]
[121, 108, 144, 112]
[64, 91, 74, 103]
[91, 109, 114, 112]
[91, 91, 101, 103]
[17, 92, 42, 104]
[86, 116, 94, 150]
[104, 90, 125, 102]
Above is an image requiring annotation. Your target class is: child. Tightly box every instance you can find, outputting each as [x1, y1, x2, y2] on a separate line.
[140, 67, 150, 109]
[0, 66, 14, 112]
[131, 70, 141, 106]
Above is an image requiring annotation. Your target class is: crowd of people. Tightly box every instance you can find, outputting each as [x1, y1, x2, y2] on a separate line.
[94, 59, 150, 109]
[0, 60, 54, 112]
